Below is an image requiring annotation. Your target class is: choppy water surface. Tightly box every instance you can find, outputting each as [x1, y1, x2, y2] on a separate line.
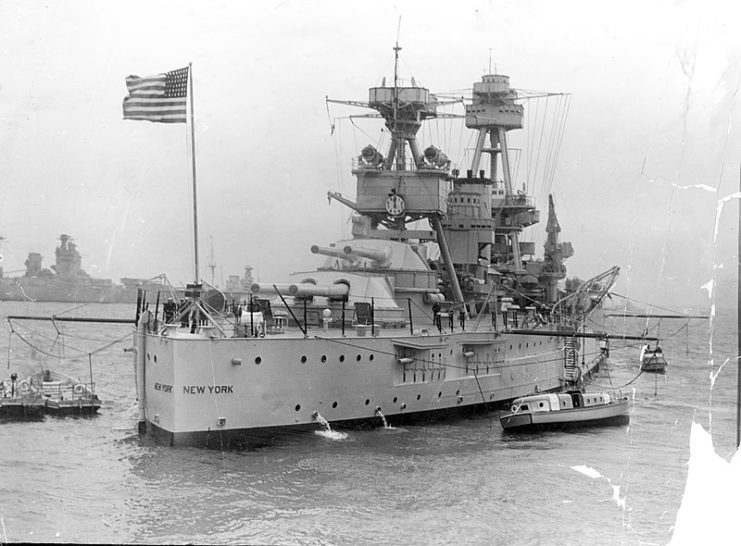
[0, 302, 733, 545]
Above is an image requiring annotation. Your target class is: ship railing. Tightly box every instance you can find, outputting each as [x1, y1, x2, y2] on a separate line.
[351, 156, 456, 173]
[151, 292, 514, 339]
[223, 294, 470, 339]
[31, 379, 96, 399]
[500, 194, 535, 208]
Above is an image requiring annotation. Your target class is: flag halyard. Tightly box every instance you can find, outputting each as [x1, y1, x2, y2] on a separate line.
[123, 67, 189, 123]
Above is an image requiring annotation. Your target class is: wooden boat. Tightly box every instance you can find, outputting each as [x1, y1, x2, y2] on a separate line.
[640, 344, 667, 374]
[28, 369, 101, 415]
[499, 390, 630, 432]
[0, 373, 45, 418]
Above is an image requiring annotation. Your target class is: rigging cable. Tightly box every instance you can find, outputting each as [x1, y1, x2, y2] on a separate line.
[590, 369, 645, 390]
[472, 369, 493, 431]
[547, 95, 571, 197]
[9, 327, 132, 360]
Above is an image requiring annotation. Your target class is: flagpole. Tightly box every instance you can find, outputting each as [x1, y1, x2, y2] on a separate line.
[188, 62, 200, 285]
[737, 162, 740, 448]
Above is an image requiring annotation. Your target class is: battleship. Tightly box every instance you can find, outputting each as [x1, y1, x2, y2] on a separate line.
[0, 234, 172, 304]
[134, 47, 637, 447]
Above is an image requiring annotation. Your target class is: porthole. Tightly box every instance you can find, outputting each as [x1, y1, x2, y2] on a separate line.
[356, 354, 362, 362]
[332, 401, 338, 408]
[393, 396, 398, 403]
[294, 404, 301, 411]
[518, 343, 521, 350]
[339, 355, 345, 362]
[321, 355, 327, 363]
[416, 394, 421, 401]
[539, 402, 544, 408]
[153, 355, 157, 363]
[438, 392, 442, 398]
[146, 353, 151, 361]
[255, 356, 262, 365]
[456, 390, 460, 396]
[369, 354, 374, 361]
[365, 399, 370, 405]
[301, 355, 307, 363]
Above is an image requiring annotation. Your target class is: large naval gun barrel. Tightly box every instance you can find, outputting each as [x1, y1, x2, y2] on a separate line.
[343, 245, 390, 266]
[311, 245, 352, 260]
[250, 282, 349, 299]
[250, 283, 294, 295]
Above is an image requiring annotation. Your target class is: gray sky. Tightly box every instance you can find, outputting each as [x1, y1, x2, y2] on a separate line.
[1, 0, 739, 310]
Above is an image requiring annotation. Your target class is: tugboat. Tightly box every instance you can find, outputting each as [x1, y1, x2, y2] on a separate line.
[499, 389, 630, 432]
[134, 46, 628, 447]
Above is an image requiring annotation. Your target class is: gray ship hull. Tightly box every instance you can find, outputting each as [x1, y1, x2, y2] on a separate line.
[0, 278, 174, 304]
[138, 324, 605, 448]
[0, 278, 130, 303]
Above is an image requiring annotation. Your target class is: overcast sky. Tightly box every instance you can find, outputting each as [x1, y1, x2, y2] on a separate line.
[1, 0, 739, 311]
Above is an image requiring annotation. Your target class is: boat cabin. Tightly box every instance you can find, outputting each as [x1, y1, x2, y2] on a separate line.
[511, 393, 572, 413]
[511, 391, 612, 413]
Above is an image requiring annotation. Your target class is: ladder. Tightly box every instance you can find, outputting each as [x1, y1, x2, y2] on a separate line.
[563, 340, 580, 384]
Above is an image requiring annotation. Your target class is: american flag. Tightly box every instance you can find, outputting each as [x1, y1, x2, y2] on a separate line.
[122, 67, 189, 123]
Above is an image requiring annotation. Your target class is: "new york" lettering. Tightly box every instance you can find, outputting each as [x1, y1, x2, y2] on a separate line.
[182, 385, 234, 394]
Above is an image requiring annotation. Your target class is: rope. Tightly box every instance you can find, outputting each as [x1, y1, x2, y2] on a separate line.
[472, 369, 492, 431]
[590, 369, 644, 390]
[609, 292, 703, 317]
[10, 328, 131, 359]
[54, 302, 93, 316]
[7, 318, 123, 357]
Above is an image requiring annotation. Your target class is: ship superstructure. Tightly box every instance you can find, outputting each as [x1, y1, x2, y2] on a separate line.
[134, 46, 620, 447]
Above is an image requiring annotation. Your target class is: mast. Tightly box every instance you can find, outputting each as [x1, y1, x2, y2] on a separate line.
[392, 41, 402, 171]
[189, 62, 200, 284]
[737, 163, 740, 448]
[208, 236, 216, 286]
[327, 44, 465, 312]
[465, 72, 529, 273]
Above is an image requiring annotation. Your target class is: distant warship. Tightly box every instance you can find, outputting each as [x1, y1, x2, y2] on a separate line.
[0, 234, 167, 304]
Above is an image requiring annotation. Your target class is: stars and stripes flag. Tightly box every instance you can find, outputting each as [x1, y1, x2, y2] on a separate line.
[122, 66, 189, 123]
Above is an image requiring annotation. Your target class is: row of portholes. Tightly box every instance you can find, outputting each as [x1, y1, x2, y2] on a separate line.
[507, 340, 551, 351]
[254, 354, 376, 365]
[293, 389, 462, 412]
[250, 340, 557, 366]
[146, 353, 158, 363]
[448, 339, 552, 357]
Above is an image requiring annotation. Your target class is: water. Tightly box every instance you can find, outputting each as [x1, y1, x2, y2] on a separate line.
[0, 301, 734, 545]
